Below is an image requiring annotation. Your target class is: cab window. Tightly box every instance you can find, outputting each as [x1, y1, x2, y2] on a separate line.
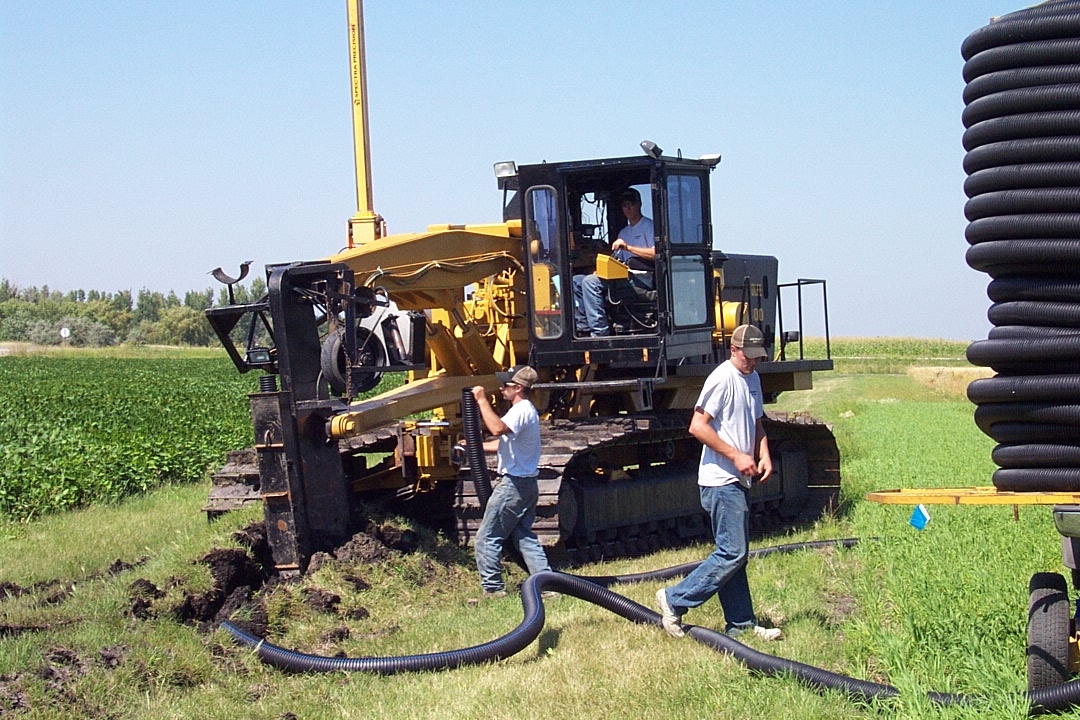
[667, 174, 704, 245]
[671, 255, 709, 327]
[525, 186, 564, 339]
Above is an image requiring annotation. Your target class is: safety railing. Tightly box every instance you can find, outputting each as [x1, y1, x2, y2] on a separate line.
[775, 278, 830, 362]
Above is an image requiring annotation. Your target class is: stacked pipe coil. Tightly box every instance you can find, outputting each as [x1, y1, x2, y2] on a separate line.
[963, 1, 1080, 491]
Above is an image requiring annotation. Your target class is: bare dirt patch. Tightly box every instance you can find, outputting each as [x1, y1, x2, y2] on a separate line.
[302, 587, 341, 614]
[332, 521, 420, 565]
[906, 366, 992, 400]
[0, 675, 30, 714]
[0, 623, 51, 639]
[170, 548, 264, 632]
[147, 518, 425, 640]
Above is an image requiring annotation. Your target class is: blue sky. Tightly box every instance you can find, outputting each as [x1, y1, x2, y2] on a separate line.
[1, 1, 1026, 339]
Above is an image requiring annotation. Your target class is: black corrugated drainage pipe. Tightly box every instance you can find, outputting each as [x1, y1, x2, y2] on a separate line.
[220, 537, 1080, 712]
[461, 388, 493, 509]
[963, 2, 1080, 491]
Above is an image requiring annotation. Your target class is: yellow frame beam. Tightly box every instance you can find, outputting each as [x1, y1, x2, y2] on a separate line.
[866, 487, 1080, 506]
[346, 0, 380, 246]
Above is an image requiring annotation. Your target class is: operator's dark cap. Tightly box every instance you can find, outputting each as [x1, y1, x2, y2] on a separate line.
[496, 365, 538, 389]
[731, 325, 768, 359]
[619, 188, 641, 204]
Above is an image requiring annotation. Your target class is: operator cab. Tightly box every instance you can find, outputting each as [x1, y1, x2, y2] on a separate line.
[500, 152, 718, 369]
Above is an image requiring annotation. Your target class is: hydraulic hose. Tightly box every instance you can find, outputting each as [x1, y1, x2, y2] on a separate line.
[219, 536, 1080, 712]
[460, 388, 494, 509]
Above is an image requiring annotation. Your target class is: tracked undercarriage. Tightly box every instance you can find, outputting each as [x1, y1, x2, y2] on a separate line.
[206, 410, 839, 567]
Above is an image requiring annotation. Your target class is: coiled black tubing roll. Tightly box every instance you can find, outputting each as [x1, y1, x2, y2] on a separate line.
[963, 2, 1080, 491]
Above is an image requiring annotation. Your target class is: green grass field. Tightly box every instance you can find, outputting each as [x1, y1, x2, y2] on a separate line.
[0, 342, 1072, 719]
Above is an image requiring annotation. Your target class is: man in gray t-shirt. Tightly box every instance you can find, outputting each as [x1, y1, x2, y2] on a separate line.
[573, 187, 656, 337]
[655, 325, 782, 641]
[470, 365, 552, 598]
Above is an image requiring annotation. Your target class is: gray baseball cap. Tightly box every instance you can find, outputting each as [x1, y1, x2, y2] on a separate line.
[731, 325, 767, 359]
[495, 365, 538, 388]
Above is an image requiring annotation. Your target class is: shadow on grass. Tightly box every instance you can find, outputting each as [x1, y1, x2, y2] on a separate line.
[537, 628, 561, 656]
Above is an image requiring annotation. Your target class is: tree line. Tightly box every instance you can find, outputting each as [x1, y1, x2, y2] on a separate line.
[0, 277, 267, 347]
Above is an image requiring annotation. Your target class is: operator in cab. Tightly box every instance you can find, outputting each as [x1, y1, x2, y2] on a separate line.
[573, 187, 656, 337]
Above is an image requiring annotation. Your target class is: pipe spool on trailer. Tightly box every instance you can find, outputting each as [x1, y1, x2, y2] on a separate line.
[203, 0, 839, 576]
[868, 0, 1080, 694]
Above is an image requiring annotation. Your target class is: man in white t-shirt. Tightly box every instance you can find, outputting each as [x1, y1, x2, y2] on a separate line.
[573, 187, 656, 336]
[655, 325, 782, 641]
[470, 365, 553, 598]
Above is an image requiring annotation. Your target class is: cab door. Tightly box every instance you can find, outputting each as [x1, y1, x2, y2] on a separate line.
[659, 166, 715, 357]
[519, 162, 569, 349]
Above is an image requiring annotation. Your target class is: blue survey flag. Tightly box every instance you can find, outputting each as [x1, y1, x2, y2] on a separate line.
[909, 504, 930, 530]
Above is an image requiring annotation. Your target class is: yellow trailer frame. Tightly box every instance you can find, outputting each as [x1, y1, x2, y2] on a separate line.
[866, 487, 1080, 506]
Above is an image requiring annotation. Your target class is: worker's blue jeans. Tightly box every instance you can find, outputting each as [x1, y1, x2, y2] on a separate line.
[663, 482, 756, 632]
[573, 272, 654, 337]
[475, 474, 551, 592]
[573, 273, 610, 336]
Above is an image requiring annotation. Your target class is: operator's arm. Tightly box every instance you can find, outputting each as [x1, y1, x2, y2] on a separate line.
[689, 408, 758, 478]
[611, 239, 656, 260]
[755, 417, 773, 482]
[471, 386, 510, 436]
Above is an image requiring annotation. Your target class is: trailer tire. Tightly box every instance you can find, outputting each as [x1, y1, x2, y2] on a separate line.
[1027, 571, 1072, 691]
